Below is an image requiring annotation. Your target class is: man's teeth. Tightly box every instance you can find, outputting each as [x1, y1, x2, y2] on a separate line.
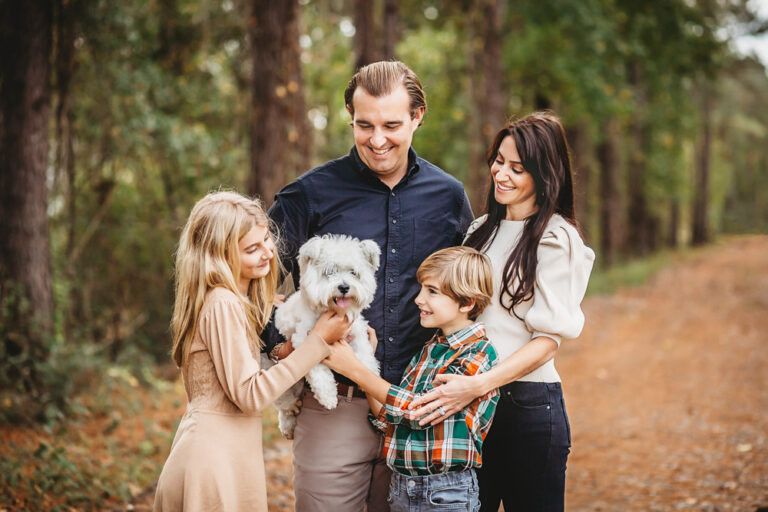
[371, 147, 390, 155]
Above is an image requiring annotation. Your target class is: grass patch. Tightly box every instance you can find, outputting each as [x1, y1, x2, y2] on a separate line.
[587, 247, 692, 296]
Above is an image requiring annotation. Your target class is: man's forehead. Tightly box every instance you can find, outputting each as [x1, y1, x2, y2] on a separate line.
[352, 84, 410, 117]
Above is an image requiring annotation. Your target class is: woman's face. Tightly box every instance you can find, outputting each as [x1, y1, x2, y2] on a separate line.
[238, 224, 275, 283]
[490, 136, 538, 221]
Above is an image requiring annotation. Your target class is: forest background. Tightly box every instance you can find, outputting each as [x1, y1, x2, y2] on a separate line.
[1, 0, 767, 509]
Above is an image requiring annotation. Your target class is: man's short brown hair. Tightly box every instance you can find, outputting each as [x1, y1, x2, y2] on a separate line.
[416, 246, 493, 321]
[344, 60, 427, 125]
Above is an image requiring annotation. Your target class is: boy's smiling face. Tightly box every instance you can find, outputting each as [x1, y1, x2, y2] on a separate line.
[415, 276, 474, 336]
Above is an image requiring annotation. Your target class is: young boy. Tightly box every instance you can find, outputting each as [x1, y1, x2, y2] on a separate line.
[324, 246, 498, 511]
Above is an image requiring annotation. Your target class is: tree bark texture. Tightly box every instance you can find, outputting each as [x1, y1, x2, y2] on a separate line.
[566, 121, 591, 241]
[597, 118, 622, 267]
[626, 63, 655, 255]
[249, 0, 309, 206]
[0, 0, 54, 358]
[381, 0, 399, 61]
[353, 0, 378, 69]
[468, 0, 507, 214]
[692, 91, 711, 245]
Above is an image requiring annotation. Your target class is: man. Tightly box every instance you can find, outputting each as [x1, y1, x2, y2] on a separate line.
[267, 60, 473, 511]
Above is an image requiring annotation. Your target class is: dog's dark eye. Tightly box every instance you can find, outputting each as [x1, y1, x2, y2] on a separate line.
[350, 270, 358, 277]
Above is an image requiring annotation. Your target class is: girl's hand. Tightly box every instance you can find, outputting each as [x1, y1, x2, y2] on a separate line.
[311, 311, 352, 344]
[407, 373, 485, 426]
[274, 294, 286, 307]
[323, 340, 362, 378]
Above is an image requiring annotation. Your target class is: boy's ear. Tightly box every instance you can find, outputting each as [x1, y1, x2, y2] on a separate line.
[459, 298, 476, 315]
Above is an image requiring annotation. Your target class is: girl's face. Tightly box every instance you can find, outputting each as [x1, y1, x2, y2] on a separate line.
[238, 224, 275, 285]
[491, 136, 538, 221]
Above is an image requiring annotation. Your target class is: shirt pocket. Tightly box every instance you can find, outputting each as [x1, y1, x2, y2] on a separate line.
[410, 216, 459, 267]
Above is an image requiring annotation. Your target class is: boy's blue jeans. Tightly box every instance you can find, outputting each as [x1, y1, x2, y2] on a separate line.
[388, 469, 480, 511]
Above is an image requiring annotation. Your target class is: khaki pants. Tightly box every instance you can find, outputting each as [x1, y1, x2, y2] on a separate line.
[292, 388, 392, 511]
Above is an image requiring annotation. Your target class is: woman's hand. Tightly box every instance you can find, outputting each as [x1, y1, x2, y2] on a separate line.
[311, 311, 352, 344]
[407, 373, 486, 426]
[323, 340, 363, 378]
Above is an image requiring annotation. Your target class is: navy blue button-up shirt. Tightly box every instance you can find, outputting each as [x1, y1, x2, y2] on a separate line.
[266, 146, 473, 384]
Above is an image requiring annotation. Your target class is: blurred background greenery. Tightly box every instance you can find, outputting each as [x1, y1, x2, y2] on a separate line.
[1, 0, 767, 507]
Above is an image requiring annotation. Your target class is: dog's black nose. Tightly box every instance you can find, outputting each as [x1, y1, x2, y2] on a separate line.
[338, 283, 350, 294]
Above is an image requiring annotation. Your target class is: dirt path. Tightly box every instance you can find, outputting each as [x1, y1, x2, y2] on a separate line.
[560, 235, 768, 511]
[125, 235, 768, 511]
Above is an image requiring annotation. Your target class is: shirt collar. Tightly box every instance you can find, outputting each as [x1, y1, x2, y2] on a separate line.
[349, 146, 421, 184]
[436, 322, 485, 350]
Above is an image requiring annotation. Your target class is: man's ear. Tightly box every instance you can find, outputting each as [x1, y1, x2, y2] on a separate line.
[412, 106, 425, 128]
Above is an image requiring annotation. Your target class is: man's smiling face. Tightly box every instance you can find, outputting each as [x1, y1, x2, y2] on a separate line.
[350, 84, 424, 188]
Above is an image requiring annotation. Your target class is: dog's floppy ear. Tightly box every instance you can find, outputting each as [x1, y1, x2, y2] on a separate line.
[359, 239, 381, 271]
[298, 236, 324, 275]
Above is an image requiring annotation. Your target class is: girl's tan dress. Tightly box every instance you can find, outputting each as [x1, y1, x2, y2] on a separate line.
[154, 287, 330, 511]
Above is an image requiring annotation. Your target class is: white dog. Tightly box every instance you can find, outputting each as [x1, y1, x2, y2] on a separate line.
[272, 234, 381, 438]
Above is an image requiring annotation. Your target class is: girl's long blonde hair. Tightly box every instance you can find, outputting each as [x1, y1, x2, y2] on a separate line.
[171, 191, 280, 367]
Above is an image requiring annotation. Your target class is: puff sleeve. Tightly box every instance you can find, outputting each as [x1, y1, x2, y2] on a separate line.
[200, 297, 330, 413]
[524, 222, 595, 345]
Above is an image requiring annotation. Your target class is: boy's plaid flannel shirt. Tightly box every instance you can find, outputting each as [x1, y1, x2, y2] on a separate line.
[369, 322, 498, 476]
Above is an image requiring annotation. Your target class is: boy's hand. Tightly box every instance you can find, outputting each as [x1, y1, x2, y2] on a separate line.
[323, 340, 362, 377]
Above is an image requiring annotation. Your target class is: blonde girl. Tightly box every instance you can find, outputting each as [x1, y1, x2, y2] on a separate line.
[154, 191, 350, 511]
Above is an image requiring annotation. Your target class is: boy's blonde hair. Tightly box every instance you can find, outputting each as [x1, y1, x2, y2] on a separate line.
[170, 191, 280, 367]
[416, 246, 493, 321]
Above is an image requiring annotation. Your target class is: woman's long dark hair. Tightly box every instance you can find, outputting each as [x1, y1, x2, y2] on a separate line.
[465, 111, 577, 319]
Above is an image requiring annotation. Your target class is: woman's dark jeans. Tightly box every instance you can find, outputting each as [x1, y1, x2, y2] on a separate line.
[477, 381, 571, 512]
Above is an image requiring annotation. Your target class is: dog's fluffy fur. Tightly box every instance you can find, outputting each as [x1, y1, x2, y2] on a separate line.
[272, 234, 381, 438]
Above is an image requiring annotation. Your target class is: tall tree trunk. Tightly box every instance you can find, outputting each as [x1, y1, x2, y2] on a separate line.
[566, 121, 591, 240]
[54, 0, 81, 342]
[667, 199, 680, 248]
[626, 63, 653, 255]
[468, 0, 506, 214]
[597, 118, 622, 267]
[381, 0, 399, 61]
[249, 0, 307, 206]
[691, 90, 711, 245]
[0, 0, 54, 374]
[283, 4, 311, 180]
[353, 0, 378, 70]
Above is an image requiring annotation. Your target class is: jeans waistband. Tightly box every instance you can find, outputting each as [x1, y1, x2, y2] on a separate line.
[391, 469, 476, 490]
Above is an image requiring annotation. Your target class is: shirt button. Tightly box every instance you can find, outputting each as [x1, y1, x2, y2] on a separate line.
[389, 307, 394, 313]
[388, 337, 394, 342]
[391, 192, 395, 197]
[389, 278, 394, 283]
[391, 248, 396, 254]
[392, 219, 397, 224]
[407, 480, 415, 488]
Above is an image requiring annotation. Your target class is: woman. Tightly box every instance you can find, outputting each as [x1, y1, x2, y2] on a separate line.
[154, 191, 350, 511]
[409, 112, 594, 511]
